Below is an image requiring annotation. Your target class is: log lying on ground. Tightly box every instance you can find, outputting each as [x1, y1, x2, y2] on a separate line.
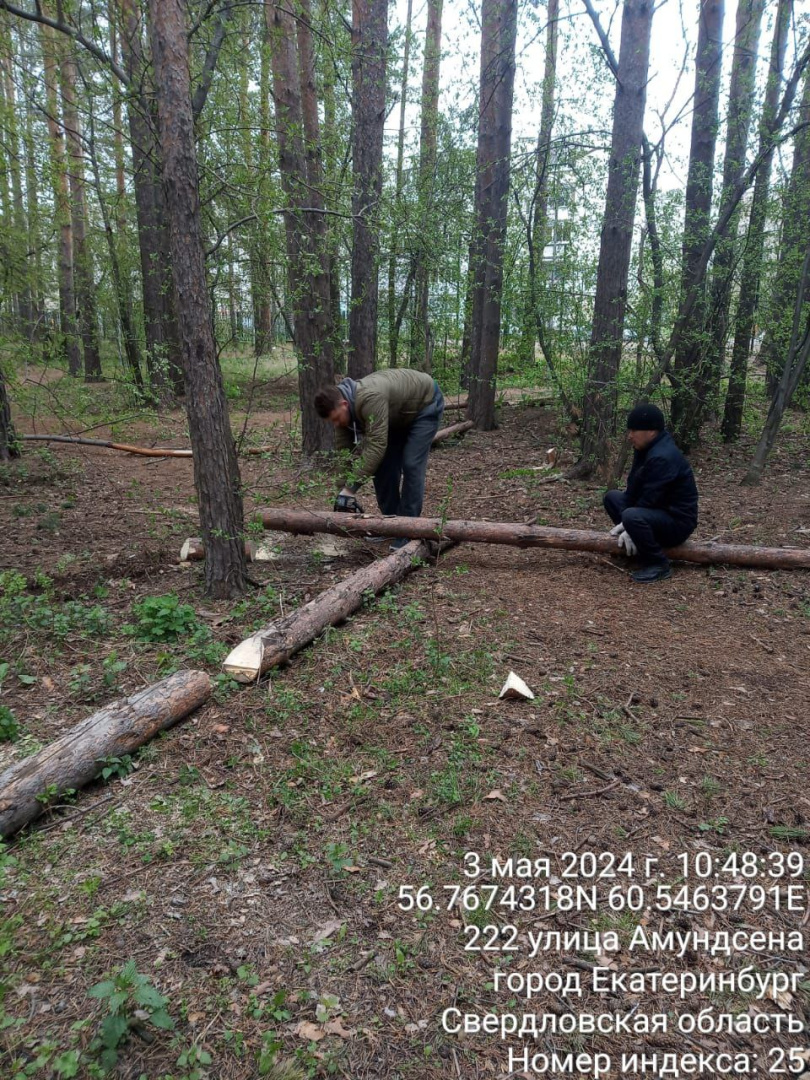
[0, 670, 211, 838]
[431, 420, 474, 444]
[256, 509, 810, 570]
[21, 434, 193, 457]
[181, 537, 258, 562]
[24, 420, 470, 461]
[223, 539, 430, 682]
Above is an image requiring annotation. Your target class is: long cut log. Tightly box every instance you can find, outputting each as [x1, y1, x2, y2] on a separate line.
[256, 509, 810, 570]
[21, 434, 193, 457]
[0, 670, 211, 838]
[223, 539, 430, 682]
[431, 420, 474, 444]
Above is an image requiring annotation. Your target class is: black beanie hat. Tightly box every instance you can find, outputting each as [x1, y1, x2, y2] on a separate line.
[626, 403, 665, 431]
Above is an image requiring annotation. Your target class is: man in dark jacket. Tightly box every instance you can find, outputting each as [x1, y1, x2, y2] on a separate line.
[603, 404, 698, 583]
[314, 370, 444, 546]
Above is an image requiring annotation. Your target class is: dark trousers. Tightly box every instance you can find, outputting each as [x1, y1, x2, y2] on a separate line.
[603, 490, 692, 564]
[374, 382, 444, 517]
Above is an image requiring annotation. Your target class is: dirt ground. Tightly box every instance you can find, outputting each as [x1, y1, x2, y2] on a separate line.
[1, 388, 808, 1079]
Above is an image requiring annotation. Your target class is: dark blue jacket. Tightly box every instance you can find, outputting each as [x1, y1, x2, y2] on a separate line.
[625, 431, 698, 531]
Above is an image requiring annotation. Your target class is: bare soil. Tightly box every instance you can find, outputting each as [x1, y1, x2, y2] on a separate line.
[0, 396, 808, 1079]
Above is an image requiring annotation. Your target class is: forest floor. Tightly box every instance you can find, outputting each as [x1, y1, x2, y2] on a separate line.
[1, 363, 809, 1080]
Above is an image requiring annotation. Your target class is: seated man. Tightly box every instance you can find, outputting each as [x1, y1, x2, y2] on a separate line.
[314, 370, 445, 548]
[604, 404, 698, 584]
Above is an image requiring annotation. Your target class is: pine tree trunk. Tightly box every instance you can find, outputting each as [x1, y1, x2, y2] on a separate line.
[721, 0, 791, 442]
[0, 364, 19, 461]
[0, 26, 34, 340]
[348, 0, 388, 379]
[743, 245, 810, 484]
[58, 50, 103, 381]
[40, 24, 80, 373]
[759, 68, 810, 399]
[669, 0, 725, 449]
[147, 0, 248, 598]
[120, 0, 183, 398]
[266, 0, 336, 455]
[467, 0, 518, 431]
[697, 0, 764, 415]
[576, 0, 654, 473]
[253, 26, 274, 357]
[412, 0, 443, 373]
[388, 0, 413, 368]
[522, 0, 559, 371]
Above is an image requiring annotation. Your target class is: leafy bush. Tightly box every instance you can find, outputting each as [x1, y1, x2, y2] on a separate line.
[0, 571, 109, 643]
[0, 705, 19, 742]
[88, 960, 175, 1070]
[127, 594, 198, 643]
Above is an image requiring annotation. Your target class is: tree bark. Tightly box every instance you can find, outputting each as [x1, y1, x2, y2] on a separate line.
[147, 0, 248, 598]
[759, 67, 810, 398]
[0, 363, 19, 460]
[670, 0, 725, 448]
[224, 539, 431, 681]
[387, 0, 412, 368]
[411, 0, 443, 372]
[466, 0, 518, 431]
[742, 244, 810, 485]
[0, 22, 34, 339]
[575, 0, 654, 473]
[0, 670, 211, 838]
[266, 0, 336, 454]
[40, 23, 81, 375]
[721, 0, 791, 441]
[348, 0, 388, 378]
[58, 47, 103, 381]
[257, 508, 810, 570]
[120, 0, 183, 397]
[431, 419, 473, 443]
[520, 0, 559, 369]
[697, 0, 764, 417]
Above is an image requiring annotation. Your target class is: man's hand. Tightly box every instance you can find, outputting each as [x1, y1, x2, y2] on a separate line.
[618, 529, 637, 556]
[334, 492, 363, 514]
[609, 523, 624, 537]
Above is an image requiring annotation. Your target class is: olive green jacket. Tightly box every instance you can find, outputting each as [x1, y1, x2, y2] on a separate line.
[336, 370, 435, 486]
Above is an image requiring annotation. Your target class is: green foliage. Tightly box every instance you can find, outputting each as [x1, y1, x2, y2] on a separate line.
[87, 960, 175, 1071]
[96, 755, 135, 783]
[0, 704, 19, 742]
[0, 571, 109, 645]
[127, 594, 198, 643]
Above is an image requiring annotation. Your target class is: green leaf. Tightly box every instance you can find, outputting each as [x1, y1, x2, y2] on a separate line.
[100, 1014, 129, 1048]
[88, 981, 116, 999]
[149, 1009, 175, 1031]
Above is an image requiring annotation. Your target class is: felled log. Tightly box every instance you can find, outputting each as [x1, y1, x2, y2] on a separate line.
[256, 509, 810, 571]
[223, 539, 430, 682]
[21, 434, 193, 457]
[181, 537, 258, 562]
[0, 670, 211, 838]
[431, 420, 474, 444]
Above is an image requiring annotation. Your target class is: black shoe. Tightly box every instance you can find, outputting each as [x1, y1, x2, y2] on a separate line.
[631, 561, 672, 584]
[389, 537, 410, 552]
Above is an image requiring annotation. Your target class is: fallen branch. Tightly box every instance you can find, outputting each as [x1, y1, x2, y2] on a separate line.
[0, 670, 211, 838]
[21, 434, 192, 457]
[255, 509, 810, 570]
[23, 420, 472, 460]
[223, 539, 431, 682]
[431, 420, 474, 444]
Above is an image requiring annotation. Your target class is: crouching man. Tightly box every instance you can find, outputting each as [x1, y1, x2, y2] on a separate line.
[315, 370, 444, 549]
[604, 404, 698, 583]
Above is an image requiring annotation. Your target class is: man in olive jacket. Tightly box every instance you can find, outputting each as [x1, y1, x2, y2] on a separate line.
[314, 370, 445, 542]
[603, 403, 698, 583]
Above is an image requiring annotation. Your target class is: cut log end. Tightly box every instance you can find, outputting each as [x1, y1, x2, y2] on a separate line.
[180, 538, 258, 562]
[223, 637, 265, 683]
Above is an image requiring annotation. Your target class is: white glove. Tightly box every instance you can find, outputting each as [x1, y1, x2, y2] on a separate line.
[609, 523, 624, 537]
[618, 529, 637, 556]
